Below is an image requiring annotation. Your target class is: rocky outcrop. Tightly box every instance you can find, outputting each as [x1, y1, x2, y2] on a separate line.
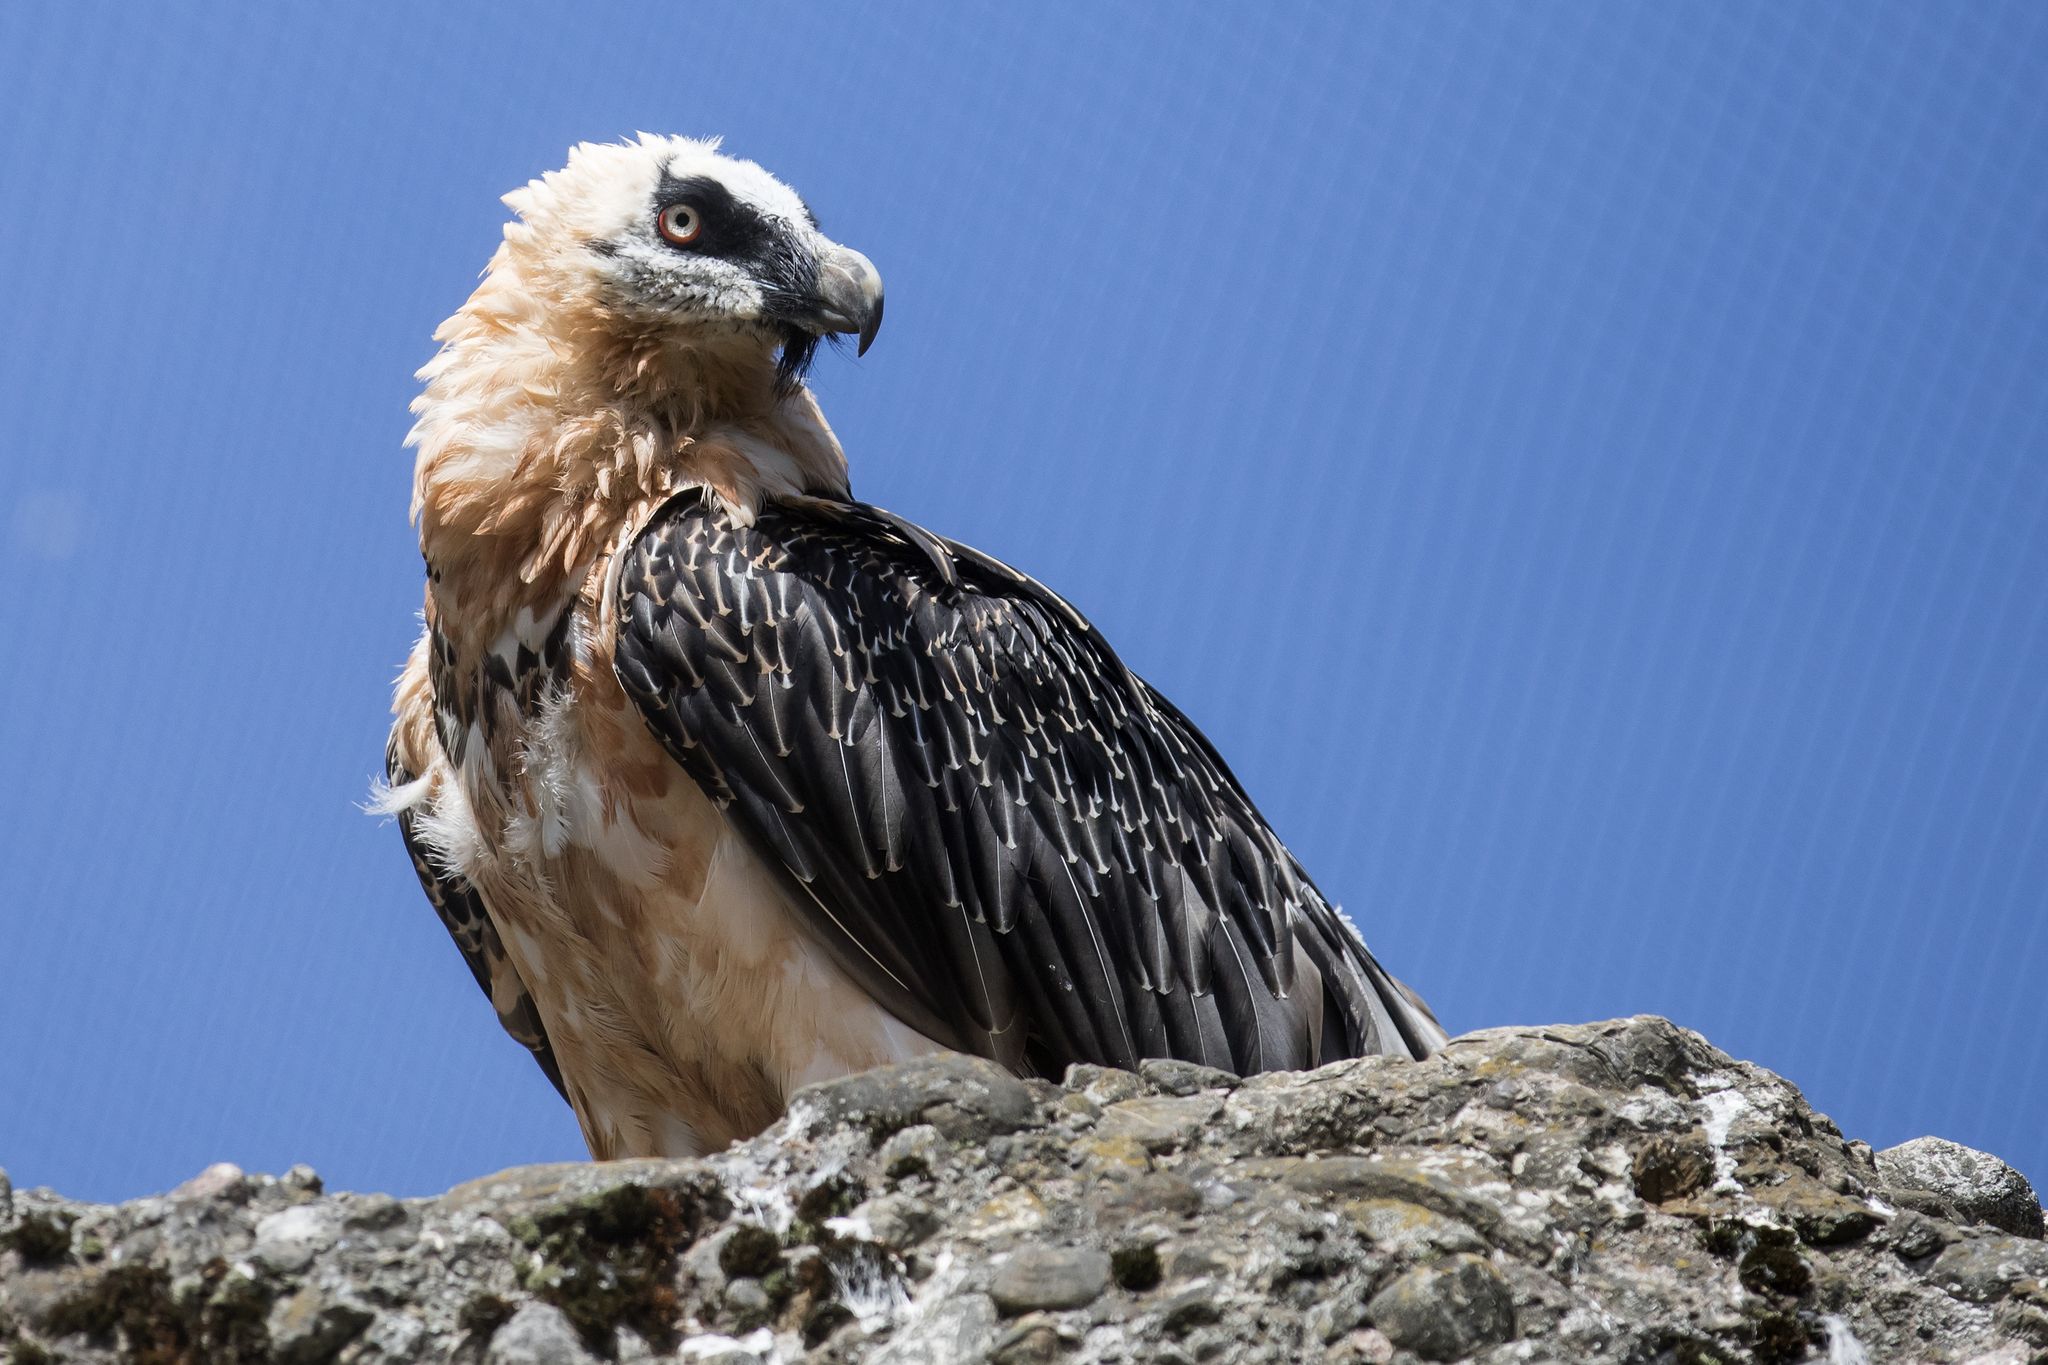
[2, 1018, 2042, 1363]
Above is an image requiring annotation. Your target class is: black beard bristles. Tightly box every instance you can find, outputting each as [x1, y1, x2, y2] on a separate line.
[774, 325, 823, 394]
[775, 328, 856, 395]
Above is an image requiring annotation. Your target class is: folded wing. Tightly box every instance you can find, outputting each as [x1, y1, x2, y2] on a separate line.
[612, 493, 1443, 1078]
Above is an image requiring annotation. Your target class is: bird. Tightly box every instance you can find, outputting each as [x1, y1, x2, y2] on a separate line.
[381, 134, 1446, 1160]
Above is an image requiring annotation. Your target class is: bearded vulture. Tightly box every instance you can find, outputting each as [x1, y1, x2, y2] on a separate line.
[383, 135, 1445, 1159]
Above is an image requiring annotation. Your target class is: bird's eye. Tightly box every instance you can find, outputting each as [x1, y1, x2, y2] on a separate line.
[657, 203, 703, 246]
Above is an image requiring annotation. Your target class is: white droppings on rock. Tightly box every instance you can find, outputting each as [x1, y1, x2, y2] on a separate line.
[870, 1248, 969, 1342]
[778, 1098, 823, 1140]
[832, 1240, 911, 1327]
[677, 1326, 776, 1359]
[1696, 1088, 1751, 1193]
[1822, 1314, 1873, 1364]
[1586, 1143, 1635, 1182]
[824, 1211, 874, 1242]
[718, 1173, 795, 1238]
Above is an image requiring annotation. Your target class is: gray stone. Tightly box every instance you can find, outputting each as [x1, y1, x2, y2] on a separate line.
[869, 1292, 999, 1364]
[1886, 1209, 1954, 1260]
[1341, 1197, 1487, 1259]
[486, 1301, 600, 1364]
[1233, 1153, 1531, 1253]
[1064, 1063, 1145, 1106]
[794, 1053, 1037, 1141]
[342, 1192, 407, 1231]
[1096, 1095, 1223, 1153]
[170, 1160, 248, 1201]
[266, 1286, 373, 1365]
[858, 1191, 938, 1249]
[356, 1310, 429, 1360]
[1365, 1253, 1516, 1361]
[877, 1122, 945, 1179]
[1155, 1284, 1223, 1334]
[251, 1203, 338, 1273]
[991, 1315, 1070, 1362]
[1927, 1235, 2048, 1304]
[990, 1244, 1113, 1315]
[1137, 1058, 1239, 1097]
[723, 1275, 771, 1316]
[1878, 1136, 2044, 1238]
[1329, 1326, 1396, 1363]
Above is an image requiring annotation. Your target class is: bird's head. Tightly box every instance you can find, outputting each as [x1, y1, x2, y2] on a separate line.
[499, 134, 883, 392]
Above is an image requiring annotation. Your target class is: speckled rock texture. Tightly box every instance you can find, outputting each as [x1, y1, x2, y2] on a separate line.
[3, 1017, 2043, 1363]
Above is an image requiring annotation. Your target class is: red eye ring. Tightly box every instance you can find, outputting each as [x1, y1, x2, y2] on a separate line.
[657, 202, 702, 246]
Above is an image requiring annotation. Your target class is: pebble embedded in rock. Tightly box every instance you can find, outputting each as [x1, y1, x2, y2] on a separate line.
[1364, 1253, 1515, 1360]
[878, 1123, 945, 1179]
[485, 1302, 599, 1365]
[796, 1054, 1036, 1141]
[723, 1275, 771, 1318]
[266, 1286, 373, 1365]
[1328, 1326, 1396, 1363]
[1886, 1210, 1952, 1261]
[1927, 1235, 2048, 1304]
[868, 1293, 998, 1364]
[991, 1244, 1113, 1315]
[1876, 1136, 2045, 1239]
[1156, 1285, 1223, 1335]
[1341, 1197, 1487, 1260]
[1096, 1096, 1222, 1154]
[991, 1316, 1069, 1363]
[1137, 1059, 1239, 1097]
[342, 1193, 408, 1232]
[1755, 1178, 1881, 1247]
[1065, 1064, 1145, 1106]
[252, 1203, 339, 1274]
[859, 1192, 939, 1250]
[171, 1161, 248, 1201]
[281, 1164, 324, 1197]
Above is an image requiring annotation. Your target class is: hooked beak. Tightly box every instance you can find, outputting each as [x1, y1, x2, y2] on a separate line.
[812, 243, 885, 356]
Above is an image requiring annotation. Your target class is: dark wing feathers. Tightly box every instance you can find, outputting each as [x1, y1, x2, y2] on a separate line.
[613, 493, 1444, 1078]
[386, 745, 567, 1100]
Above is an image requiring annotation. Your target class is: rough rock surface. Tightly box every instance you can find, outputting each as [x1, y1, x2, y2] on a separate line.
[3, 1018, 2043, 1364]
[1876, 1139, 2044, 1242]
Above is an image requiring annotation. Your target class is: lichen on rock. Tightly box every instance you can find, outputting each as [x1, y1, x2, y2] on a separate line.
[2, 1017, 2042, 1362]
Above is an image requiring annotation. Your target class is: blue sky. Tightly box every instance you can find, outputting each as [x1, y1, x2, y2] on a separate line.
[1, 2, 2043, 1203]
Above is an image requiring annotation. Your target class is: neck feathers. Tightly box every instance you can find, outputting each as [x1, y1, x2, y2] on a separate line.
[408, 244, 850, 644]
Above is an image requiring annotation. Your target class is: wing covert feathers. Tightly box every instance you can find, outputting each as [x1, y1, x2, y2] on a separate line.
[613, 493, 1444, 1078]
